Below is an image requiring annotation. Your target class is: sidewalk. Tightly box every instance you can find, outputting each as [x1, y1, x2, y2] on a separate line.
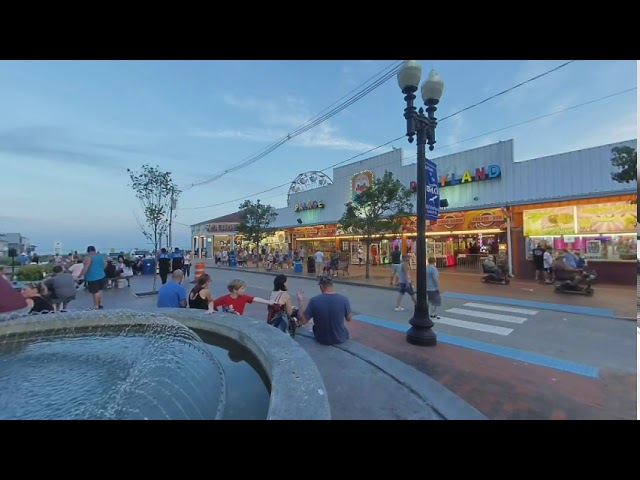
[201, 260, 637, 319]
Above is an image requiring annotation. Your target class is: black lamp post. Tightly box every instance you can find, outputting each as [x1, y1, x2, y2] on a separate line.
[397, 60, 444, 347]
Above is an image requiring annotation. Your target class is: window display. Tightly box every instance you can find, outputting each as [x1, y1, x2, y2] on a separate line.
[525, 234, 636, 261]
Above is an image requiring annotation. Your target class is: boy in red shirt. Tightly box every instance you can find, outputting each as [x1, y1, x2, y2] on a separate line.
[213, 279, 273, 315]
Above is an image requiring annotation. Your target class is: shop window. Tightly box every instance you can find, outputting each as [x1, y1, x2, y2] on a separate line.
[525, 234, 636, 261]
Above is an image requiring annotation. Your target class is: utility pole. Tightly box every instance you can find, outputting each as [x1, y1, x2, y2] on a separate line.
[168, 190, 177, 251]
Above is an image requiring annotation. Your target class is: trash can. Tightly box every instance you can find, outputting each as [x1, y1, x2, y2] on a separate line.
[306, 256, 315, 274]
[294, 261, 303, 273]
[229, 254, 237, 267]
[142, 258, 156, 275]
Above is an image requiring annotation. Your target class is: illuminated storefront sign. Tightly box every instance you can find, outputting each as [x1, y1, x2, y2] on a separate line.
[412, 165, 501, 190]
[206, 223, 238, 233]
[440, 165, 501, 187]
[351, 170, 374, 200]
[295, 200, 325, 212]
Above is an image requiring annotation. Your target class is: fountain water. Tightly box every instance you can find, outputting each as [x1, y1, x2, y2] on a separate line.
[0, 311, 227, 420]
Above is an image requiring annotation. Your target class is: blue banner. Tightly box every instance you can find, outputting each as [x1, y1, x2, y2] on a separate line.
[426, 159, 439, 221]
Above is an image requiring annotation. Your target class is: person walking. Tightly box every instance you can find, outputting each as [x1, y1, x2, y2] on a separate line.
[426, 256, 441, 319]
[79, 245, 107, 310]
[394, 254, 416, 312]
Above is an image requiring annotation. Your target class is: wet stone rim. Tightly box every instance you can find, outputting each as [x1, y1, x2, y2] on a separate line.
[0, 309, 331, 421]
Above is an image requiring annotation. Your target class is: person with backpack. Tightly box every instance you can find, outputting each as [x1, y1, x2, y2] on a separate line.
[266, 274, 301, 336]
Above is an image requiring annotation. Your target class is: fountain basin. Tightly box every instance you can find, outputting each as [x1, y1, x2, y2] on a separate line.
[0, 309, 331, 420]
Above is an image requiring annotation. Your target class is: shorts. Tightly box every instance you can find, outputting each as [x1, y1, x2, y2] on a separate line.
[535, 263, 544, 272]
[427, 290, 441, 307]
[544, 267, 553, 274]
[391, 263, 402, 277]
[399, 283, 415, 296]
[86, 278, 106, 294]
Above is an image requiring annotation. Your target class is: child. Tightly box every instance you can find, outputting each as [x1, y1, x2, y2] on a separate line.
[426, 256, 441, 320]
[213, 279, 273, 315]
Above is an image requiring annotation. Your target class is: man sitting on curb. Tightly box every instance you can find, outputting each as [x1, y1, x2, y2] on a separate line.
[296, 276, 352, 346]
[157, 269, 187, 308]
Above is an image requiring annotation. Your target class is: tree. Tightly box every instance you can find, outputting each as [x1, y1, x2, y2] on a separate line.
[339, 171, 414, 279]
[237, 199, 278, 261]
[610, 146, 637, 184]
[127, 164, 180, 292]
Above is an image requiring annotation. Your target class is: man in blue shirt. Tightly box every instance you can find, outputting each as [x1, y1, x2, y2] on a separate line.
[297, 276, 352, 345]
[157, 270, 187, 308]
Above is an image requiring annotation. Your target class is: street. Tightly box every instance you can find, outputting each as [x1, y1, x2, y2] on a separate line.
[205, 267, 636, 374]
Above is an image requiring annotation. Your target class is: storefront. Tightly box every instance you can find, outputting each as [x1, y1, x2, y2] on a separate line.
[190, 212, 242, 259]
[512, 196, 637, 284]
[193, 138, 637, 282]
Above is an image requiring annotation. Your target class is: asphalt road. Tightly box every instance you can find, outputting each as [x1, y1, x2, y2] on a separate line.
[207, 268, 636, 374]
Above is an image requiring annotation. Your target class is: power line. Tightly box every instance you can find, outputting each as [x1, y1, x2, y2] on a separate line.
[439, 60, 576, 122]
[437, 86, 637, 150]
[180, 86, 635, 218]
[182, 61, 402, 190]
[178, 62, 580, 212]
[178, 135, 405, 211]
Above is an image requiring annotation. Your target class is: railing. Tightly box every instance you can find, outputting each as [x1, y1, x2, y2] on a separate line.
[455, 254, 487, 271]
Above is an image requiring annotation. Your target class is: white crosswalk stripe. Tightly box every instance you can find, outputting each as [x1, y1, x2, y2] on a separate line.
[433, 301, 539, 336]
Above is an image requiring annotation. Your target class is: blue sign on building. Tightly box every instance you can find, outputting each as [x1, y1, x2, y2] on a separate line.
[426, 159, 439, 221]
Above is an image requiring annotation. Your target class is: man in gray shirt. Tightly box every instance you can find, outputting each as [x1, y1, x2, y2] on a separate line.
[426, 256, 441, 319]
[297, 276, 352, 345]
[44, 265, 77, 312]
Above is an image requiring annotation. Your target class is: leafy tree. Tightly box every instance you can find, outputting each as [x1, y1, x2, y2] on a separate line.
[237, 199, 278, 259]
[610, 146, 637, 184]
[339, 171, 414, 279]
[127, 165, 180, 292]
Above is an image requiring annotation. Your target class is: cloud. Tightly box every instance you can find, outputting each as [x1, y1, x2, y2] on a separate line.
[0, 126, 200, 174]
[340, 60, 378, 89]
[190, 93, 377, 152]
[493, 60, 576, 112]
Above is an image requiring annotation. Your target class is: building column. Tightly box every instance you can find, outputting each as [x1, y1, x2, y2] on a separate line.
[230, 234, 235, 252]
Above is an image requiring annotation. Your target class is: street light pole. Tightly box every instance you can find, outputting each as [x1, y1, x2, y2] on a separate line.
[398, 61, 444, 347]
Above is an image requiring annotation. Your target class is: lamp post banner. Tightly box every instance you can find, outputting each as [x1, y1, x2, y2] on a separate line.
[426, 159, 439, 221]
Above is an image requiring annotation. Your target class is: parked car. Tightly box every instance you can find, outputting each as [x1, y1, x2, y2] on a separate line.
[129, 249, 151, 258]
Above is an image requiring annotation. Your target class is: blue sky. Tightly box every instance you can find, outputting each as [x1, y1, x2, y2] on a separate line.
[0, 60, 636, 254]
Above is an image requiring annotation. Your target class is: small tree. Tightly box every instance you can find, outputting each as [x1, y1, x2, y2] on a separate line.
[127, 165, 180, 292]
[339, 171, 414, 279]
[238, 199, 278, 264]
[610, 146, 637, 184]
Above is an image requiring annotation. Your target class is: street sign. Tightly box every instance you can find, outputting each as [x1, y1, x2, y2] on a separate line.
[426, 159, 439, 221]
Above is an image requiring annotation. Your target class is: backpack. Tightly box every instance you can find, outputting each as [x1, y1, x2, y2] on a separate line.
[267, 292, 297, 337]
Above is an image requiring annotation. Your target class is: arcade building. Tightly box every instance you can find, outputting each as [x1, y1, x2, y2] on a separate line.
[192, 138, 637, 285]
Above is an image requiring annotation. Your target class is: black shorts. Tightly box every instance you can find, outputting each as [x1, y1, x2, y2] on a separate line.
[399, 283, 415, 296]
[535, 263, 544, 271]
[86, 278, 106, 294]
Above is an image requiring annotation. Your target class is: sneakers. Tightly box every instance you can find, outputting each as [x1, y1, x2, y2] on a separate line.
[430, 314, 440, 319]
[394, 307, 404, 312]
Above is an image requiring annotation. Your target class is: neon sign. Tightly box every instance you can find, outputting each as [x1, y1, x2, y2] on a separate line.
[439, 165, 501, 187]
[295, 200, 325, 212]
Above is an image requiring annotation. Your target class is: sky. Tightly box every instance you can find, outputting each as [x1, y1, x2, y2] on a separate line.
[0, 60, 637, 254]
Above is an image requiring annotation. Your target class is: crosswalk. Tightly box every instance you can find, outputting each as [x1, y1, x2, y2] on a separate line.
[433, 302, 539, 336]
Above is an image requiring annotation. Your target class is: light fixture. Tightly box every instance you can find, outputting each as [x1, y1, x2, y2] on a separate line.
[421, 69, 445, 104]
[397, 60, 422, 91]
